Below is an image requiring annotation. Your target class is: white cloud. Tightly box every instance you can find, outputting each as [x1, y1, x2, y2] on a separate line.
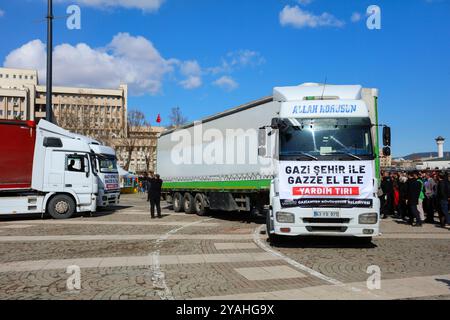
[4, 36, 263, 94]
[0, 9, 4, 17]
[213, 76, 238, 91]
[297, 0, 313, 5]
[208, 50, 265, 74]
[55, 0, 164, 12]
[351, 12, 362, 23]
[4, 33, 175, 95]
[177, 60, 202, 89]
[180, 76, 202, 89]
[279, 5, 345, 29]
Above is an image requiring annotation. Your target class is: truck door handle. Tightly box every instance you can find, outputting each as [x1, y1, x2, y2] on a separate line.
[65, 184, 72, 187]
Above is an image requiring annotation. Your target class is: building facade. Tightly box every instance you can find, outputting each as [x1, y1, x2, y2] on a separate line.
[0, 68, 38, 120]
[0, 67, 164, 173]
[115, 126, 165, 174]
[379, 148, 392, 168]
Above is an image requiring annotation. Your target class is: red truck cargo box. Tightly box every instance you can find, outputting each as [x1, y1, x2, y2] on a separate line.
[0, 120, 36, 190]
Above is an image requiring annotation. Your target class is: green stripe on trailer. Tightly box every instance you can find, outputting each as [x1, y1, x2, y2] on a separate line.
[374, 96, 381, 180]
[162, 179, 272, 191]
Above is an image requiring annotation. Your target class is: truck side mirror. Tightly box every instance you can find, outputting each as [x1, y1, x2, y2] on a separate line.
[271, 118, 280, 129]
[383, 126, 391, 147]
[382, 146, 391, 157]
[258, 128, 267, 157]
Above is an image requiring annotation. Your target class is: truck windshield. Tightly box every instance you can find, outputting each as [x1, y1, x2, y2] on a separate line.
[98, 155, 118, 173]
[280, 118, 374, 161]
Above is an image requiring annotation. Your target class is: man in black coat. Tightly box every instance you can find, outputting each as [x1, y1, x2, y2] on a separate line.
[406, 171, 423, 227]
[436, 172, 450, 228]
[381, 171, 395, 218]
[149, 174, 163, 219]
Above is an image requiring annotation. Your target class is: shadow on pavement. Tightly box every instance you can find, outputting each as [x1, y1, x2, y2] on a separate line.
[206, 211, 265, 225]
[266, 233, 378, 249]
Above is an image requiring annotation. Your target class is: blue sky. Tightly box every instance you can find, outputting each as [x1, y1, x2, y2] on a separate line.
[0, 0, 449, 156]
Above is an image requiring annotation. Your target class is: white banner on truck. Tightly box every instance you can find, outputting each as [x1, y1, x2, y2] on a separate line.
[279, 161, 373, 201]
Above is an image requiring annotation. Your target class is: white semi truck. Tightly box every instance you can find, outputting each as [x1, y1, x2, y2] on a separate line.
[73, 135, 121, 208]
[157, 83, 391, 242]
[0, 119, 98, 219]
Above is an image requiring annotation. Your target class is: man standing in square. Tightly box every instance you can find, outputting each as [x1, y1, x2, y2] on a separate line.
[149, 174, 163, 219]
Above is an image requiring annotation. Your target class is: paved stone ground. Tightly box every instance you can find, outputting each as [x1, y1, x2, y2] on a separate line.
[0, 194, 449, 300]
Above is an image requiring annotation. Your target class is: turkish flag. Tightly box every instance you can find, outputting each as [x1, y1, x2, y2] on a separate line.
[156, 114, 161, 124]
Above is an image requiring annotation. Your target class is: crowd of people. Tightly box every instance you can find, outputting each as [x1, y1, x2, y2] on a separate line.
[379, 170, 450, 228]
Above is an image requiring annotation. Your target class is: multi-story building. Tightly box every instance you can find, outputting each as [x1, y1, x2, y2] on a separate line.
[379, 148, 392, 168]
[0, 67, 127, 140]
[35, 84, 128, 140]
[0, 68, 38, 120]
[0, 67, 164, 173]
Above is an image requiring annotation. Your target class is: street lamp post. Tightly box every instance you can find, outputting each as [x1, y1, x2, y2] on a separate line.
[46, 0, 53, 123]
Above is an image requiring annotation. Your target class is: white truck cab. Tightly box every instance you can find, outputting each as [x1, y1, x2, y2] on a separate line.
[266, 84, 386, 242]
[72, 135, 121, 208]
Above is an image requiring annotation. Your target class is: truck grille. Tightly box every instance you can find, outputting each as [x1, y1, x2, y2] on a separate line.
[306, 226, 348, 233]
[303, 218, 350, 224]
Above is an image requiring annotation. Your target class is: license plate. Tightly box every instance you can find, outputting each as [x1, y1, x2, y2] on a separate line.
[313, 211, 340, 218]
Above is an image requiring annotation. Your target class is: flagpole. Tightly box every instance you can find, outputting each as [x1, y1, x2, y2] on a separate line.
[46, 0, 53, 123]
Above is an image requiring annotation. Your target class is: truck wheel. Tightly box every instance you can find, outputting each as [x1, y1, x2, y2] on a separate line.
[266, 211, 280, 244]
[183, 193, 195, 214]
[48, 195, 76, 219]
[173, 193, 183, 212]
[194, 194, 208, 216]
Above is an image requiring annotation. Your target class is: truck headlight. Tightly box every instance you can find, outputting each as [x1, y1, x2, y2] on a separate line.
[359, 213, 378, 225]
[276, 212, 295, 224]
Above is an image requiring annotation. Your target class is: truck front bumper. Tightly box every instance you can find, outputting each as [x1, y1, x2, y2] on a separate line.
[270, 197, 380, 238]
[98, 192, 121, 207]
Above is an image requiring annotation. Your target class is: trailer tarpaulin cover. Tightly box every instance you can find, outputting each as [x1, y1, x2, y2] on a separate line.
[0, 121, 36, 190]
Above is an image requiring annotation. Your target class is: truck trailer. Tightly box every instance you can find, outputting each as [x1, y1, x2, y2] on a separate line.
[0, 119, 98, 219]
[157, 83, 391, 242]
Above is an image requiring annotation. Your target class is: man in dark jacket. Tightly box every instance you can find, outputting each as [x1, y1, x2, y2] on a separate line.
[407, 171, 423, 227]
[381, 171, 395, 218]
[149, 174, 163, 219]
[146, 171, 154, 202]
[436, 172, 450, 228]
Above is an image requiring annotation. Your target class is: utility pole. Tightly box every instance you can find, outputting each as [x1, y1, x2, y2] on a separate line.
[45, 0, 53, 122]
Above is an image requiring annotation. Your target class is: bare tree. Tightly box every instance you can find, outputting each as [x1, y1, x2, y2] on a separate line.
[121, 109, 148, 171]
[168, 106, 188, 129]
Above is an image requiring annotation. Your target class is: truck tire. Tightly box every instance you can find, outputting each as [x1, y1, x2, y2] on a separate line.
[266, 211, 281, 244]
[183, 193, 195, 214]
[47, 195, 76, 219]
[194, 193, 208, 216]
[173, 193, 183, 212]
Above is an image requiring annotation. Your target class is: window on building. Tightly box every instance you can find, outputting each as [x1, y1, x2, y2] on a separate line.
[30, 76, 34, 80]
[19, 75, 22, 79]
[0, 110, 3, 116]
[5, 74, 9, 78]
[0, 74, 2, 78]
[25, 75, 28, 80]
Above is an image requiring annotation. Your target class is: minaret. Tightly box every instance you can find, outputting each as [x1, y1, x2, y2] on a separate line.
[436, 136, 445, 158]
